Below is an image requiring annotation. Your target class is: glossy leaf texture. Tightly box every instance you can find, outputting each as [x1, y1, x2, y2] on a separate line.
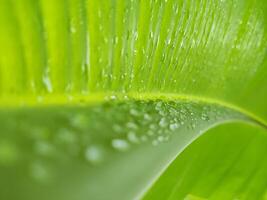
[0, 0, 266, 200]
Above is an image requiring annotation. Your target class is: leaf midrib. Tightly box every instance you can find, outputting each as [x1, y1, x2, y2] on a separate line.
[1, 92, 266, 129]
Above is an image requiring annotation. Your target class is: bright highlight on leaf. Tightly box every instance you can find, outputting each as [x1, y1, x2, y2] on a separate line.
[0, 0, 266, 200]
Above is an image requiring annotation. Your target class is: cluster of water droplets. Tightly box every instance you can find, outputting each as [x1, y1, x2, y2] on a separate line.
[0, 98, 241, 183]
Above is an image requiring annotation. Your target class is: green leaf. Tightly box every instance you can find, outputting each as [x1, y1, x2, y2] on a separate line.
[0, 0, 266, 200]
[144, 123, 267, 200]
[0, 99, 248, 200]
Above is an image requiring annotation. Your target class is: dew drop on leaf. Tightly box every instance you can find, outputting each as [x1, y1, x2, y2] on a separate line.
[130, 108, 139, 116]
[84, 145, 104, 165]
[42, 72, 53, 93]
[112, 124, 123, 134]
[34, 141, 54, 156]
[144, 113, 152, 121]
[126, 121, 138, 130]
[157, 136, 164, 142]
[56, 128, 76, 144]
[30, 162, 50, 183]
[169, 123, 179, 131]
[127, 131, 139, 144]
[159, 117, 168, 128]
[111, 139, 130, 151]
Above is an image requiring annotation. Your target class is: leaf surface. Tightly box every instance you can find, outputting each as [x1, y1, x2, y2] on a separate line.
[0, 0, 266, 200]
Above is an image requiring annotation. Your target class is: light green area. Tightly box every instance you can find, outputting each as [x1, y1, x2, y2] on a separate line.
[144, 123, 267, 200]
[0, 0, 266, 120]
[0, 0, 266, 200]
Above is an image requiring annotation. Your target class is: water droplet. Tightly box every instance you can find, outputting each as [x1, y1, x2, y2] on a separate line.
[34, 141, 54, 156]
[127, 131, 139, 143]
[130, 108, 139, 116]
[159, 118, 168, 128]
[42, 73, 53, 93]
[149, 31, 154, 39]
[169, 123, 179, 131]
[114, 36, 118, 44]
[30, 162, 50, 183]
[201, 113, 209, 121]
[157, 136, 164, 142]
[126, 122, 138, 130]
[84, 145, 103, 164]
[110, 95, 117, 100]
[149, 124, 157, 130]
[56, 128, 76, 144]
[113, 124, 123, 133]
[166, 38, 171, 45]
[155, 102, 162, 111]
[111, 139, 130, 151]
[144, 113, 152, 121]
[71, 26, 76, 34]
